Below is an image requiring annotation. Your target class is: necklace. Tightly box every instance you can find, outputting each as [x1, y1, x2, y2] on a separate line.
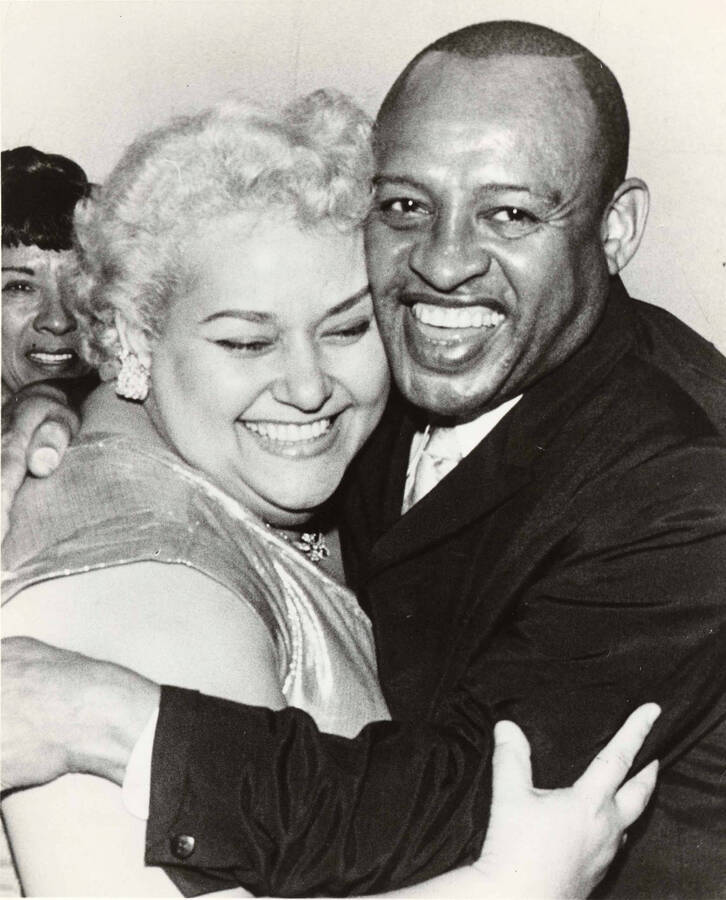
[266, 524, 329, 564]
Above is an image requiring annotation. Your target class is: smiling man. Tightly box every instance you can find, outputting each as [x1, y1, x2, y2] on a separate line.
[367, 49, 626, 418]
[3, 20, 726, 899]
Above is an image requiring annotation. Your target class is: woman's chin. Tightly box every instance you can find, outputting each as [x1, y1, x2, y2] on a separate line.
[222, 478, 338, 528]
[262, 491, 336, 527]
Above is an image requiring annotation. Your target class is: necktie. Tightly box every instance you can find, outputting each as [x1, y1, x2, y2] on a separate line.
[403, 427, 463, 513]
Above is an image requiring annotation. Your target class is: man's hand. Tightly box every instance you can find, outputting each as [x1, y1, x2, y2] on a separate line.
[477, 703, 660, 898]
[2, 383, 79, 540]
[1, 636, 160, 791]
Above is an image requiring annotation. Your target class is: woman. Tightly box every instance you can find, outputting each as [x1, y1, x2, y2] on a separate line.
[2, 91, 657, 897]
[1, 146, 94, 402]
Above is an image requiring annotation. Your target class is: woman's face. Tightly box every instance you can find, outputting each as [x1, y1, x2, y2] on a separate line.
[2, 244, 90, 393]
[144, 213, 390, 526]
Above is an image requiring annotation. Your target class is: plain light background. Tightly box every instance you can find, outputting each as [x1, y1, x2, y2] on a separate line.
[2, 0, 725, 350]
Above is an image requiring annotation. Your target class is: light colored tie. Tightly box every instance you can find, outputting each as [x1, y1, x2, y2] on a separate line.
[403, 427, 463, 513]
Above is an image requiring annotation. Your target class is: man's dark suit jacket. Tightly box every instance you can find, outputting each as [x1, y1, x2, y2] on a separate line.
[146, 280, 726, 898]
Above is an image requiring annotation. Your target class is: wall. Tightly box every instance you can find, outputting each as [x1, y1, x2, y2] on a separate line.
[2, 0, 724, 350]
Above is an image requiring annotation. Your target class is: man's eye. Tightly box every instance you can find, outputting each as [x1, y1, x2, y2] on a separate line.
[381, 198, 425, 214]
[374, 197, 430, 226]
[483, 207, 540, 237]
[494, 206, 537, 222]
[214, 338, 273, 354]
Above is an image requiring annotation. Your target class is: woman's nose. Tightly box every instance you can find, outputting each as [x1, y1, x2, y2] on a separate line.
[33, 286, 76, 336]
[272, 343, 333, 412]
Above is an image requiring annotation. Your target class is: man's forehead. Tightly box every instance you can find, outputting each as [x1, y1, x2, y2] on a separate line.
[376, 52, 598, 179]
[380, 51, 593, 131]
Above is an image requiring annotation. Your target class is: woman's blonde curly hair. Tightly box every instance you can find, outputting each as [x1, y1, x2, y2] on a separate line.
[72, 89, 374, 374]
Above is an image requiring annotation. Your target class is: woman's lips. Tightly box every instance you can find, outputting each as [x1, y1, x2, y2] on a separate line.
[25, 349, 81, 370]
[237, 413, 343, 459]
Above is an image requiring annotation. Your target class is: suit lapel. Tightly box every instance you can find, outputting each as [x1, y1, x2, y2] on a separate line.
[368, 286, 637, 575]
[370, 418, 530, 571]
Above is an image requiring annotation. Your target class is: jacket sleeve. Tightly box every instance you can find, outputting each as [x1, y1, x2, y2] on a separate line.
[145, 440, 726, 897]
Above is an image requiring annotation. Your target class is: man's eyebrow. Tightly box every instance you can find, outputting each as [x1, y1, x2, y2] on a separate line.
[475, 183, 562, 205]
[373, 176, 561, 206]
[2, 266, 35, 275]
[199, 286, 370, 325]
[372, 175, 430, 193]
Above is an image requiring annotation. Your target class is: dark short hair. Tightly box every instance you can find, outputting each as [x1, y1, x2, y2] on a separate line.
[378, 20, 629, 206]
[2, 146, 91, 251]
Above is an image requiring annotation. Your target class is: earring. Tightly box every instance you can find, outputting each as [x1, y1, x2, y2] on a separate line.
[116, 350, 150, 401]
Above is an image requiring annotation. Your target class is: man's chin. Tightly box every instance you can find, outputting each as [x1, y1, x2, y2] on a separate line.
[395, 368, 504, 422]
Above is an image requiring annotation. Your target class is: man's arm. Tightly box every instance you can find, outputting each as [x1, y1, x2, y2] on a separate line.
[141, 440, 726, 895]
[4, 442, 724, 895]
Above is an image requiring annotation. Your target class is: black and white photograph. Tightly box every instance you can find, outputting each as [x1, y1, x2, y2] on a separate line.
[2, 1, 725, 897]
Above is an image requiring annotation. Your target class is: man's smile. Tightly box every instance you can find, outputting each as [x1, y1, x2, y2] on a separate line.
[396, 294, 509, 374]
[411, 302, 505, 330]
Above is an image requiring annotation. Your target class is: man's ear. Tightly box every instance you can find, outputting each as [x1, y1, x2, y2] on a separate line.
[114, 312, 152, 370]
[600, 178, 650, 275]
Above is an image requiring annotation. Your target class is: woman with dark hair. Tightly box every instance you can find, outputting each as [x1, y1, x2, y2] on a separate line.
[1, 146, 93, 400]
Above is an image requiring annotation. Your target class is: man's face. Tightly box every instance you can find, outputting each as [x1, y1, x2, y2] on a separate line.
[366, 52, 613, 420]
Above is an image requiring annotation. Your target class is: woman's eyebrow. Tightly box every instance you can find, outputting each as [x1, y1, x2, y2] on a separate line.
[2, 266, 35, 275]
[199, 286, 370, 326]
[324, 285, 370, 318]
[200, 309, 272, 324]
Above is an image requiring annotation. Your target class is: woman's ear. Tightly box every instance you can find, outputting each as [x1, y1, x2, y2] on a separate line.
[114, 312, 152, 370]
[600, 178, 650, 276]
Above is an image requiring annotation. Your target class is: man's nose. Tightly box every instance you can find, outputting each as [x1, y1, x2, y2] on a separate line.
[271, 342, 333, 412]
[409, 214, 491, 292]
[33, 287, 77, 336]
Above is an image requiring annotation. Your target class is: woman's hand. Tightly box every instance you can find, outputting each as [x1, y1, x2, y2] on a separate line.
[477, 703, 660, 898]
[2, 383, 78, 539]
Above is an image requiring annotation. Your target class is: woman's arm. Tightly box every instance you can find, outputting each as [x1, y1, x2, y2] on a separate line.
[2, 562, 285, 897]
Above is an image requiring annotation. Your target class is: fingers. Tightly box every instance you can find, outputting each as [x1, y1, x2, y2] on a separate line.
[1, 437, 30, 541]
[491, 720, 534, 801]
[614, 758, 659, 827]
[576, 703, 661, 798]
[28, 420, 72, 476]
[1, 386, 78, 540]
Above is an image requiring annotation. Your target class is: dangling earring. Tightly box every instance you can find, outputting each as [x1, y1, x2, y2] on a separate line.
[116, 350, 150, 401]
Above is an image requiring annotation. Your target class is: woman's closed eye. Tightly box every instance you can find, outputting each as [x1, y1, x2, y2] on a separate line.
[322, 317, 372, 344]
[213, 337, 275, 355]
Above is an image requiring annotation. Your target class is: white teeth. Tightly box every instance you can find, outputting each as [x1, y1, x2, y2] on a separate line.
[412, 303, 504, 329]
[242, 418, 332, 443]
[28, 351, 75, 363]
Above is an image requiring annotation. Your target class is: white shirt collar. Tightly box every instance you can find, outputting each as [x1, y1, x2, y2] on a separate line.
[408, 394, 521, 466]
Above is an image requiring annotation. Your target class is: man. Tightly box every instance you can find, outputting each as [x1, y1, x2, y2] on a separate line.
[3, 20, 726, 898]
